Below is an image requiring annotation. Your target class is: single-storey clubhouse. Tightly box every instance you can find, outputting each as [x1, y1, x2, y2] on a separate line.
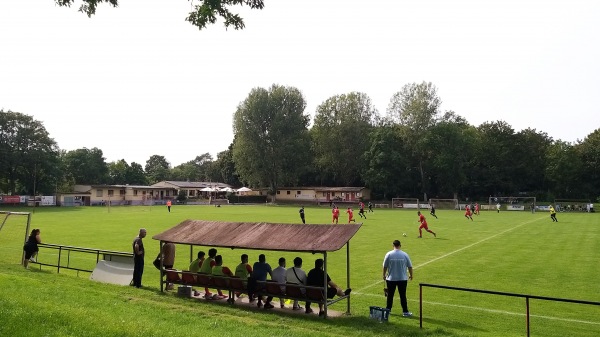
[56, 181, 370, 206]
[274, 187, 370, 204]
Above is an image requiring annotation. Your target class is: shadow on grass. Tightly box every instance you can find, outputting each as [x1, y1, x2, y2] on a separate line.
[147, 287, 463, 336]
[419, 316, 487, 333]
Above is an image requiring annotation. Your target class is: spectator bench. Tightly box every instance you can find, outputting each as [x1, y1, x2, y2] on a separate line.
[164, 269, 349, 316]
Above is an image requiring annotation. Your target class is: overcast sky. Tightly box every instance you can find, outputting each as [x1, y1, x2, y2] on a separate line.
[1, 0, 598, 167]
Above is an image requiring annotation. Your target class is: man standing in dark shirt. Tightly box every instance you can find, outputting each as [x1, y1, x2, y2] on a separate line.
[299, 206, 306, 224]
[132, 228, 147, 288]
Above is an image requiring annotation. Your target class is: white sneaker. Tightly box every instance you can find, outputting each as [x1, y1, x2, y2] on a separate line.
[29, 258, 36, 262]
[403, 312, 413, 317]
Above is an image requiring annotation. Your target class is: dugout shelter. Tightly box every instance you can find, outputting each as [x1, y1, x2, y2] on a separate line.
[152, 219, 362, 316]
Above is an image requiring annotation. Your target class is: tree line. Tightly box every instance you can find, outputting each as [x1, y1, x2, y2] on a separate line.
[1, 82, 599, 202]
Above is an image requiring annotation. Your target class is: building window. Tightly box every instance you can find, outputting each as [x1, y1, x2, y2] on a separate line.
[332, 192, 335, 196]
[133, 190, 138, 196]
[166, 191, 170, 197]
[142, 191, 146, 195]
[297, 191, 301, 195]
[120, 190, 125, 196]
[323, 192, 326, 197]
[96, 189, 103, 197]
[108, 190, 114, 197]
[277, 191, 280, 194]
[287, 191, 291, 195]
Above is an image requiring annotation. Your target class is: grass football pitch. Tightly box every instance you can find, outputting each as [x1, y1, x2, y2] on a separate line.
[0, 205, 598, 337]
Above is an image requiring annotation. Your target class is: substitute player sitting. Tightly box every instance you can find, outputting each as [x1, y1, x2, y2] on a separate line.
[417, 211, 436, 238]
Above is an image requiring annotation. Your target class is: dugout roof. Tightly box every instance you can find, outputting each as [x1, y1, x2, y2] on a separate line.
[152, 219, 362, 253]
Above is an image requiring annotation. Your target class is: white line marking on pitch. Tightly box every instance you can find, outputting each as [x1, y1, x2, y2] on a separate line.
[356, 292, 600, 326]
[357, 217, 544, 292]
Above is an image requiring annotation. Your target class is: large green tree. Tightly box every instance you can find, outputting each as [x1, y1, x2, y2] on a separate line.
[108, 159, 129, 184]
[54, 0, 265, 30]
[63, 148, 109, 185]
[545, 140, 582, 199]
[127, 162, 147, 185]
[575, 128, 600, 199]
[0, 110, 60, 195]
[232, 84, 311, 200]
[107, 159, 147, 185]
[145, 155, 171, 184]
[386, 82, 442, 200]
[362, 122, 414, 199]
[311, 92, 378, 186]
[512, 128, 552, 194]
[171, 153, 214, 182]
[471, 121, 518, 196]
[424, 112, 477, 199]
[213, 143, 242, 187]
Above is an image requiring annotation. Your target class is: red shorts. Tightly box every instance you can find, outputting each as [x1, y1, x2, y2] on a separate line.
[419, 223, 429, 230]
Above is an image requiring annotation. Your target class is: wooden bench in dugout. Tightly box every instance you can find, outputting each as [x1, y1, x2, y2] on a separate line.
[255, 280, 349, 309]
[165, 269, 182, 284]
[162, 270, 349, 316]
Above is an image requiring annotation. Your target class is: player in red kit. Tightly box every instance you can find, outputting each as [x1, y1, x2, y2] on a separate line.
[417, 211, 436, 238]
[474, 203, 480, 215]
[346, 207, 356, 223]
[465, 205, 473, 221]
[332, 206, 340, 224]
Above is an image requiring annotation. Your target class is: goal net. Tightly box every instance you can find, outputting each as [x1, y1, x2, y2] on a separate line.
[428, 198, 459, 210]
[488, 196, 536, 211]
[392, 198, 420, 209]
[554, 199, 590, 212]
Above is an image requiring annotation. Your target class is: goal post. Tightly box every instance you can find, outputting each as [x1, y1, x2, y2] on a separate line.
[392, 198, 420, 209]
[488, 196, 536, 211]
[0, 211, 32, 264]
[428, 198, 459, 210]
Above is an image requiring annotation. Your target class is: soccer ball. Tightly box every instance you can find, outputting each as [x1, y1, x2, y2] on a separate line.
[403, 233, 407, 237]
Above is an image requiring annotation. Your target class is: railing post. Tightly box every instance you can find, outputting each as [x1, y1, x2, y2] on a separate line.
[68, 249, 73, 269]
[57, 247, 62, 273]
[526, 297, 530, 337]
[420, 284, 423, 329]
[346, 240, 351, 315]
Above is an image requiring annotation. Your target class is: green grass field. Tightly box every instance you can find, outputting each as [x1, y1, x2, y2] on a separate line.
[0, 205, 599, 337]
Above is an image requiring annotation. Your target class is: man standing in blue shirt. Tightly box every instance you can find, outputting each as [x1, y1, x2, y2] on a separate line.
[382, 240, 413, 317]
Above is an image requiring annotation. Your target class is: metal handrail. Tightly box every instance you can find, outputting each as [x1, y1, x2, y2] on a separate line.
[33, 243, 133, 274]
[419, 283, 600, 336]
